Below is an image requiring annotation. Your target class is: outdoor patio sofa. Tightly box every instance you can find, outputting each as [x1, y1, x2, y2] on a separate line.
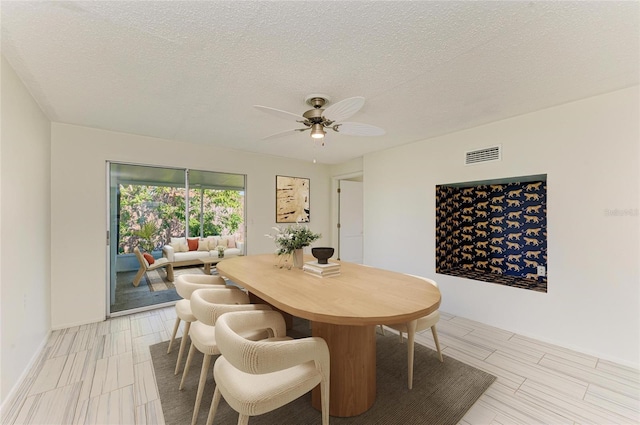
[162, 236, 244, 267]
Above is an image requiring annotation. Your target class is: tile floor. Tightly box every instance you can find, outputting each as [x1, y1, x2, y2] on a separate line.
[2, 306, 639, 425]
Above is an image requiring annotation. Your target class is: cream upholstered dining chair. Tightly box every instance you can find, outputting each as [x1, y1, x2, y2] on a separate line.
[169, 274, 228, 375]
[132, 247, 174, 287]
[382, 274, 443, 389]
[207, 310, 330, 425]
[181, 287, 273, 425]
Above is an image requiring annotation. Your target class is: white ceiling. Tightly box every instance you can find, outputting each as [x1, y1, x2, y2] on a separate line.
[2, 1, 638, 164]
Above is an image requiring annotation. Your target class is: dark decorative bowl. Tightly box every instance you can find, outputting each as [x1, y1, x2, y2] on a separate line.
[312, 247, 334, 264]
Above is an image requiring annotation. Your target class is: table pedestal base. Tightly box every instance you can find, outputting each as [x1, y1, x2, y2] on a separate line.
[311, 322, 376, 417]
[247, 293, 294, 330]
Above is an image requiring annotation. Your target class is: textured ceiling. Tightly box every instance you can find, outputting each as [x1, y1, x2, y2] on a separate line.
[2, 1, 638, 164]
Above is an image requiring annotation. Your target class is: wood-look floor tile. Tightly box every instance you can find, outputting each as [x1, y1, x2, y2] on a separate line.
[95, 321, 111, 336]
[483, 381, 573, 424]
[518, 378, 633, 424]
[486, 351, 588, 399]
[74, 346, 101, 412]
[511, 334, 598, 368]
[540, 354, 639, 398]
[57, 351, 89, 387]
[49, 333, 78, 358]
[82, 385, 135, 425]
[437, 332, 495, 360]
[443, 346, 525, 390]
[1, 376, 34, 425]
[133, 332, 166, 364]
[131, 315, 166, 339]
[27, 356, 67, 396]
[157, 306, 177, 322]
[110, 316, 131, 333]
[13, 383, 81, 425]
[414, 329, 446, 354]
[102, 329, 133, 357]
[462, 332, 544, 364]
[450, 317, 515, 340]
[489, 411, 524, 425]
[24, 346, 53, 383]
[135, 399, 166, 425]
[439, 311, 455, 321]
[468, 326, 515, 343]
[69, 328, 98, 353]
[72, 398, 89, 425]
[163, 318, 183, 340]
[437, 318, 475, 338]
[45, 330, 63, 349]
[90, 352, 134, 398]
[460, 398, 498, 424]
[7, 305, 639, 425]
[583, 384, 640, 422]
[133, 360, 160, 406]
[596, 359, 640, 384]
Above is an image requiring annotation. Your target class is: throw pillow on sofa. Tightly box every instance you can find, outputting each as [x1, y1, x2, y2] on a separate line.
[222, 236, 236, 248]
[197, 240, 209, 252]
[170, 237, 189, 252]
[217, 238, 228, 248]
[187, 238, 199, 251]
[204, 236, 218, 250]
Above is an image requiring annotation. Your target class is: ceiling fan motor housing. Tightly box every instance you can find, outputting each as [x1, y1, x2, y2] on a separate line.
[303, 96, 334, 128]
[302, 108, 325, 122]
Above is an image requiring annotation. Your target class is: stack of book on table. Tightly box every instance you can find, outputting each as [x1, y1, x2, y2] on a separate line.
[303, 261, 341, 278]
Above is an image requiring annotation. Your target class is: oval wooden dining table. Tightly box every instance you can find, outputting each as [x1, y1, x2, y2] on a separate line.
[216, 254, 441, 417]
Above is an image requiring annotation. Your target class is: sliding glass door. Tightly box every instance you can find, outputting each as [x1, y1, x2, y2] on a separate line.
[107, 162, 245, 315]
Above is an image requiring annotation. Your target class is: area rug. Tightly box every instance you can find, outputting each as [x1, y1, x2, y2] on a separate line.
[146, 266, 210, 292]
[150, 322, 496, 425]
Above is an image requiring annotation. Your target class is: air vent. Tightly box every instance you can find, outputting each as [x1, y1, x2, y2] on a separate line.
[465, 145, 501, 165]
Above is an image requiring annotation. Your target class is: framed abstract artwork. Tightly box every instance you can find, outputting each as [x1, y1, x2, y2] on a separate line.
[276, 175, 310, 223]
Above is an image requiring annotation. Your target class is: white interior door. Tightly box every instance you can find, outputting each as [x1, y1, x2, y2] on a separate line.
[339, 180, 363, 263]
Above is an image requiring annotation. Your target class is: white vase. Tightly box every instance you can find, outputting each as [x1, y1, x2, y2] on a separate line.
[292, 248, 304, 269]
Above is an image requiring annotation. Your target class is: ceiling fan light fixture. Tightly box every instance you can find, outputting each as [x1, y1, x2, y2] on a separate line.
[310, 123, 325, 139]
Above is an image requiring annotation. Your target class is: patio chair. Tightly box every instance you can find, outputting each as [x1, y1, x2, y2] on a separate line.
[133, 246, 174, 287]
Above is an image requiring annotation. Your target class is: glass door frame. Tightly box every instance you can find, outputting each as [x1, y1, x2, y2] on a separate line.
[106, 161, 246, 317]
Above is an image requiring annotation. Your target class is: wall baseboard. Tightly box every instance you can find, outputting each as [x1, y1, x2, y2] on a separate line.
[0, 329, 51, 417]
[52, 317, 105, 331]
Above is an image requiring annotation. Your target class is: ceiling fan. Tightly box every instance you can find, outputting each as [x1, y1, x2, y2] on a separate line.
[254, 94, 385, 142]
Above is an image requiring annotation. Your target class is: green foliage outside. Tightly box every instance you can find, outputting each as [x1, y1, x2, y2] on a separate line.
[119, 185, 244, 254]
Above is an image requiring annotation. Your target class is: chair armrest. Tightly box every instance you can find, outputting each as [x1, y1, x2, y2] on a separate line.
[236, 241, 245, 254]
[260, 337, 330, 375]
[213, 303, 272, 322]
[162, 245, 175, 262]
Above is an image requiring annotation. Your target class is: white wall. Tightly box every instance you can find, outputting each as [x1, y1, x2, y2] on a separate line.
[50, 123, 332, 328]
[364, 87, 640, 367]
[0, 56, 52, 402]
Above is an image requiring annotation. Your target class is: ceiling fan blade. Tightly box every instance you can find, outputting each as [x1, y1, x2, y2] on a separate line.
[323, 97, 365, 122]
[254, 105, 304, 122]
[261, 128, 308, 141]
[333, 122, 385, 136]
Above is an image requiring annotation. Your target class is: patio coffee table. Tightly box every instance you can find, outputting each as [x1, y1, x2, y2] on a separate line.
[199, 256, 224, 274]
